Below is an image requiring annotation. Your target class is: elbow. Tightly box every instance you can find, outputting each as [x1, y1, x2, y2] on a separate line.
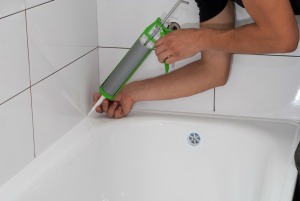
[213, 65, 230, 87]
[276, 27, 299, 53]
[279, 38, 299, 53]
[215, 74, 229, 87]
[208, 59, 231, 88]
[286, 40, 299, 53]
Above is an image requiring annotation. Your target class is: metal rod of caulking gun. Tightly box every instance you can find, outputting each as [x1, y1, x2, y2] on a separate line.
[143, 0, 189, 47]
[162, 0, 189, 25]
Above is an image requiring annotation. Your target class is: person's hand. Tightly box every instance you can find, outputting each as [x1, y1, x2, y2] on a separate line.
[155, 28, 203, 64]
[93, 85, 135, 119]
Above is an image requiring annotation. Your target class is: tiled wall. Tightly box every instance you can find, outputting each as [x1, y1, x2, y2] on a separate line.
[0, 0, 98, 187]
[97, 0, 300, 120]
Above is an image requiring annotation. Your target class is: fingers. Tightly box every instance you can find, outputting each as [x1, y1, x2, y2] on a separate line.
[154, 38, 165, 56]
[107, 102, 118, 118]
[94, 98, 109, 114]
[155, 29, 201, 64]
[156, 51, 176, 65]
[155, 36, 176, 65]
[114, 106, 125, 119]
[93, 92, 101, 105]
[155, 44, 175, 64]
[101, 99, 110, 113]
[108, 105, 126, 119]
[107, 103, 127, 119]
[94, 92, 103, 113]
[92, 86, 133, 119]
[155, 36, 164, 47]
[155, 38, 168, 62]
[95, 99, 127, 119]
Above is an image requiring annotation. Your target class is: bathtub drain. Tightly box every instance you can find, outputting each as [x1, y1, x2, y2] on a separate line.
[187, 132, 201, 146]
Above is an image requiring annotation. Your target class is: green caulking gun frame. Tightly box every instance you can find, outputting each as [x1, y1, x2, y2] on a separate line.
[99, 0, 189, 101]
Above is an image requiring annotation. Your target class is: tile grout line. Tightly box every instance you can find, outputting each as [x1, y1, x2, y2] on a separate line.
[25, 0, 55, 11]
[0, 0, 55, 20]
[0, 47, 99, 107]
[0, 10, 24, 20]
[213, 88, 216, 112]
[24, 10, 37, 158]
[31, 47, 98, 87]
[98, 46, 130, 50]
[0, 88, 31, 106]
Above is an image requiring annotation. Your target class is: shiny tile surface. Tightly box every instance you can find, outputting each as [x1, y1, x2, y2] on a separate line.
[0, 12, 30, 104]
[32, 49, 99, 156]
[0, 90, 34, 187]
[215, 54, 300, 120]
[97, 0, 199, 47]
[26, 0, 98, 84]
[0, 0, 25, 18]
[99, 48, 214, 114]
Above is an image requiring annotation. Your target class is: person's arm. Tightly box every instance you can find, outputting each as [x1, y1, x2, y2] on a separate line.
[208, 0, 299, 53]
[156, 0, 299, 64]
[95, 1, 235, 118]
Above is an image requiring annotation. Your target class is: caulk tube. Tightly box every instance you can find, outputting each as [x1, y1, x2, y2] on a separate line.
[99, 18, 170, 100]
[100, 39, 152, 100]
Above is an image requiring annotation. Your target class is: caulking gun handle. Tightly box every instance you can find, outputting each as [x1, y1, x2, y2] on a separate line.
[160, 27, 172, 74]
[164, 61, 169, 73]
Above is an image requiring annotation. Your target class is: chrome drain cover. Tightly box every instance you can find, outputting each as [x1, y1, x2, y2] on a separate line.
[187, 132, 201, 146]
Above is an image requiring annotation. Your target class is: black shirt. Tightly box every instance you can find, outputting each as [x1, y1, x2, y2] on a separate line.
[195, 0, 300, 22]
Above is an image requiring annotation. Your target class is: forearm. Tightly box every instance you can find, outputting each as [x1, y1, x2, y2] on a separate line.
[126, 57, 229, 103]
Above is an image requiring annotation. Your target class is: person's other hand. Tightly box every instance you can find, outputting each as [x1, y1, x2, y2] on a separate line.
[155, 28, 203, 64]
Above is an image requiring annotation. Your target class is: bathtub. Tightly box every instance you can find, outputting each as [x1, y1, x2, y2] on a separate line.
[0, 110, 299, 201]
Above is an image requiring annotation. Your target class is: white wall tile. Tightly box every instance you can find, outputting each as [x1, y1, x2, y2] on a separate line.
[25, 0, 52, 9]
[97, 0, 199, 47]
[234, 3, 254, 27]
[0, 0, 25, 19]
[215, 54, 300, 120]
[32, 50, 99, 156]
[0, 90, 34, 187]
[0, 12, 30, 104]
[26, 0, 98, 84]
[99, 48, 214, 114]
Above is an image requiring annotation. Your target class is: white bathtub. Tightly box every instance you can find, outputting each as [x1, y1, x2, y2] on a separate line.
[0, 110, 299, 201]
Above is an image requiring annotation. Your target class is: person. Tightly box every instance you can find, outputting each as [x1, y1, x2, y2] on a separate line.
[93, 0, 299, 119]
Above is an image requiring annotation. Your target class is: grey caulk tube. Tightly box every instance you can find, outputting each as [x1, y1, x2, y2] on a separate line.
[100, 39, 151, 100]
